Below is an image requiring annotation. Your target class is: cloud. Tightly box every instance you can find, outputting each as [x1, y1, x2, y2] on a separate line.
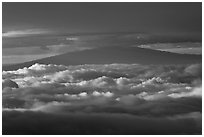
[168, 86, 202, 98]
[3, 63, 67, 79]
[2, 63, 202, 134]
[184, 64, 202, 77]
[137, 42, 202, 54]
[2, 29, 51, 38]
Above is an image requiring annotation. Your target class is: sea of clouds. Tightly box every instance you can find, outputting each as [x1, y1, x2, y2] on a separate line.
[2, 63, 202, 134]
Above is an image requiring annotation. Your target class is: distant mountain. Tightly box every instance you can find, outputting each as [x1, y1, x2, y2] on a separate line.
[3, 46, 201, 71]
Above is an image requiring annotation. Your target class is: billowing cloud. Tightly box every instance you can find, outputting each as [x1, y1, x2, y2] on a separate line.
[2, 63, 202, 134]
[168, 86, 202, 98]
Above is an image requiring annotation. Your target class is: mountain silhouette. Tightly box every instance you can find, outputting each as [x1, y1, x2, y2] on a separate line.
[3, 46, 201, 71]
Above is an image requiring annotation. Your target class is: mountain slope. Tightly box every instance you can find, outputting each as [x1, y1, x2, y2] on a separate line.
[3, 46, 202, 71]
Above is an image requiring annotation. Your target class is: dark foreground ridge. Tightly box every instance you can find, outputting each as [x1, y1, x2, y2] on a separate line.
[3, 46, 202, 71]
[3, 111, 201, 135]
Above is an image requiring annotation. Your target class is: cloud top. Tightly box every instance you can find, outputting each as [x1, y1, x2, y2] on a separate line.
[2, 63, 202, 134]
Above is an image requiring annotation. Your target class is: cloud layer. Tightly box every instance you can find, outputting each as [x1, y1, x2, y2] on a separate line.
[137, 42, 202, 54]
[2, 29, 51, 38]
[2, 63, 202, 134]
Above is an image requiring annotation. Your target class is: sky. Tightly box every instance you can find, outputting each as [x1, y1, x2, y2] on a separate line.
[3, 2, 202, 34]
[2, 2, 202, 65]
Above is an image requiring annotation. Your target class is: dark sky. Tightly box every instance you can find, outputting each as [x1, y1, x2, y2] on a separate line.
[3, 2, 202, 35]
